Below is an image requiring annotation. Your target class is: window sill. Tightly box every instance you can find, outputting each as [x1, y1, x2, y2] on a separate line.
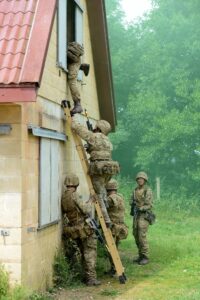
[37, 220, 60, 231]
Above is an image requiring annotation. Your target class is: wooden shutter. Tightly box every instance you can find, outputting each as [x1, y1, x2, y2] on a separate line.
[40, 138, 51, 226]
[39, 138, 61, 227]
[50, 140, 60, 222]
[75, 4, 83, 81]
[57, 0, 67, 70]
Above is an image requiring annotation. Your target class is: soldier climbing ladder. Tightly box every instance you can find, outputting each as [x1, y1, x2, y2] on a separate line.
[61, 100, 127, 284]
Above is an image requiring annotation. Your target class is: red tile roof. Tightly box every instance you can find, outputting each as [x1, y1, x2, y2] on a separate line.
[0, 0, 57, 102]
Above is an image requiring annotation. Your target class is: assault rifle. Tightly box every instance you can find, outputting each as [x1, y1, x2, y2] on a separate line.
[85, 216, 105, 245]
[130, 201, 139, 217]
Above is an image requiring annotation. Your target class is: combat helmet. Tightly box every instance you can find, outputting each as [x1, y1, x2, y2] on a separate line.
[106, 179, 118, 190]
[135, 171, 148, 182]
[96, 120, 111, 135]
[64, 173, 79, 186]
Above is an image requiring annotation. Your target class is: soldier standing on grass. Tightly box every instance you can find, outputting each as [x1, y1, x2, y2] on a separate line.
[62, 173, 101, 286]
[130, 172, 155, 265]
[105, 179, 128, 275]
[71, 117, 120, 228]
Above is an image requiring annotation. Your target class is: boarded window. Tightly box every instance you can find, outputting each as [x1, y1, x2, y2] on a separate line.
[39, 138, 61, 227]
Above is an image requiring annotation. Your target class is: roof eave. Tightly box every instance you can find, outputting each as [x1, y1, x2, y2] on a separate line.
[0, 85, 37, 102]
[86, 0, 116, 131]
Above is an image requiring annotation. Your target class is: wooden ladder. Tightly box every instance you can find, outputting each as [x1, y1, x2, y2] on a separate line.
[61, 100, 127, 284]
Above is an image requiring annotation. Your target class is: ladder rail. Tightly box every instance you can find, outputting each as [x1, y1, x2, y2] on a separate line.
[62, 101, 126, 283]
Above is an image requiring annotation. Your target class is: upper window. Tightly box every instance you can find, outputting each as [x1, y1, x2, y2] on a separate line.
[57, 0, 83, 72]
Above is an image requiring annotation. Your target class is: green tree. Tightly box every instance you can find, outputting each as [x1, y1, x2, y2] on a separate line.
[106, 0, 200, 193]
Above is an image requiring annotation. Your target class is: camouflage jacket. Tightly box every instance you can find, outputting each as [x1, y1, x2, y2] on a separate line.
[61, 189, 91, 225]
[131, 185, 153, 211]
[107, 193, 125, 224]
[71, 120, 113, 161]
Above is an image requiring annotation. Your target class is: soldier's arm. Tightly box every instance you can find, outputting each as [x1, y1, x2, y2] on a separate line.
[107, 195, 116, 208]
[61, 191, 67, 212]
[71, 119, 94, 143]
[75, 194, 92, 215]
[140, 188, 153, 211]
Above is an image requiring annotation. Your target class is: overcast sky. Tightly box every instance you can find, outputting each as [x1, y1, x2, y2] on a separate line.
[120, 0, 152, 22]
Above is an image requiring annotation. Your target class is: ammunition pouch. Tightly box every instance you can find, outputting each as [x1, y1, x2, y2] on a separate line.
[89, 160, 120, 176]
[144, 211, 156, 225]
[112, 223, 128, 240]
[63, 222, 93, 239]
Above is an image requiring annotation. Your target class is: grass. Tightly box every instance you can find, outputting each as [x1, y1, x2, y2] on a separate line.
[94, 181, 200, 299]
[0, 265, 53, 300]
[49, 178, 200, 299]
[50, 183, 200, 299]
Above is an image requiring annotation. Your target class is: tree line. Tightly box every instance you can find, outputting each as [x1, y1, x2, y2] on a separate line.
[105, 0, 200, 195]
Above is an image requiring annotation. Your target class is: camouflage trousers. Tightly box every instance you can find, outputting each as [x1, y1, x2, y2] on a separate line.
[133, 214, 149, 258]
[91, 174, 111, 223]
[68, 60, 81, 102]
[63, 233, 97, 281]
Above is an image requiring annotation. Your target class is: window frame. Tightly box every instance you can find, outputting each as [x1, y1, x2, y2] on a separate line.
[57, 0, 84, 75]
[28, 125, 66, 229]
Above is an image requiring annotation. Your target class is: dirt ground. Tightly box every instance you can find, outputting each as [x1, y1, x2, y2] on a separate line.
[54, 277, 139, 300]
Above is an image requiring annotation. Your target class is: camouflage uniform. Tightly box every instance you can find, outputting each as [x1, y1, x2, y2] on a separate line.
[131, 172, 153, 263]
[71, 119, 119, 226]
[67, 42, 84, 114]
[106, 180, 128, 273]
[62, 178, 98, 284]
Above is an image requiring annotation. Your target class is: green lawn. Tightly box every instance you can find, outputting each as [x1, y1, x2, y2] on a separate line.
[95, 198, 200, 300]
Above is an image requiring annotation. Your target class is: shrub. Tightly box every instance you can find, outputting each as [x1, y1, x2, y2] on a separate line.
[0, 264, 9, 297]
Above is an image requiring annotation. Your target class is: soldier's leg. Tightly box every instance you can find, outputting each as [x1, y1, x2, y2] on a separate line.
[68, 61, 83, 114]
[63, 238, 80, 267]
[91, 175, 111, 226]
[137, 216, 149, 265]
[82, 234, 101, 286]
[132, 217, 142, 262]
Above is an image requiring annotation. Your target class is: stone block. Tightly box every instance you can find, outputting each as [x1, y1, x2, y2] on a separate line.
[0, 245, 21, 262]
[0, 193, 21, 227]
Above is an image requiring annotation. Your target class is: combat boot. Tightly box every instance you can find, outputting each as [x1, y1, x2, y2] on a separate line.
[80, 63, 90, 76]
[86, 279, 101, 286]
[70, 100, 83, 115]
[138, 255, 149, 265]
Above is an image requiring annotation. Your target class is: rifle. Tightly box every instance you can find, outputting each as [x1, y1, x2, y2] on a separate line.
[130, 202, 139, 217]
[85, 216, 105, 245]
[130, 198, 139, 217]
